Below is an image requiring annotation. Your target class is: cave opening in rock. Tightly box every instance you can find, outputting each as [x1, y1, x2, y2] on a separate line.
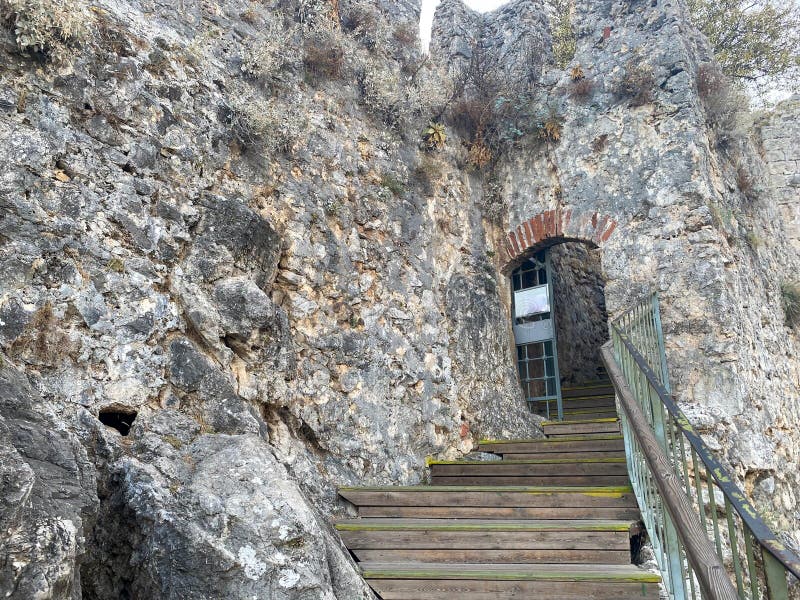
[98, 407, 138, 436]
[510, 240, 608, 419]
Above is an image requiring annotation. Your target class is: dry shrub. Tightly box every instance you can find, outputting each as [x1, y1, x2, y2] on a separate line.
[697, 62, 726, 98]
[413, 155, 442, 196]
[9, 302, 72, 367]
[444, 32, 544, 165]
[1, 0, 92, 60]
[696, 62, 748, 147]
[615, 59, 656, 106]
[782, 282, 800, 328]
[340, 0, 378, 33]
[241, 15, 300, 82]
[392, 21, 418, 47]
[466, 138, 492, 169]
[229, 87, 307, 153]
[449, 97, 489, 140]
[303, 29, 344, 80]
[568, 77, 594, 102]
[340, 0, 386, 51]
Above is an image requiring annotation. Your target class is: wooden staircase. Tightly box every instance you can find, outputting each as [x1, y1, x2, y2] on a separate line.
[336, 381, 661, 599]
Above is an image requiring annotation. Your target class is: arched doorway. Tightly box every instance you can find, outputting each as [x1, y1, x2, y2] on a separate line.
[503, 209, 617, 420]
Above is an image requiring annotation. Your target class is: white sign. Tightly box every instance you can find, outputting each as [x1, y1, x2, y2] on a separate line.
[514, 285, 550, 319]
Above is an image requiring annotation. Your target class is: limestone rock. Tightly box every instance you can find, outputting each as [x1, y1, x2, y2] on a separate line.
[0, 360, 98, 600]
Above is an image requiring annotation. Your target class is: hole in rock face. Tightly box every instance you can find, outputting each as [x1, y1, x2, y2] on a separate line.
[98, 407, 138, 436]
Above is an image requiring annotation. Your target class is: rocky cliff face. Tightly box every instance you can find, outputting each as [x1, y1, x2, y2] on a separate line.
[0, 0, 538, 597]
[0, 0, 798, 597]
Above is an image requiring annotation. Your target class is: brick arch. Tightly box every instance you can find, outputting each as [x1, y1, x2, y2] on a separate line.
[502, 208, 618, 270]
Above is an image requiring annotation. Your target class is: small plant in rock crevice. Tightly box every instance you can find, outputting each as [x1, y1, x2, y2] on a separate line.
[781, 282, 800, 328]
[745, 230, 762, 250]
[615, 59, 656, 106]
[466, 138, 492, 169]
[380, 173, 406, 197]
[8, 302, 72, 366]
[421, 122, 446, 151]
[534, 106, 565, 143]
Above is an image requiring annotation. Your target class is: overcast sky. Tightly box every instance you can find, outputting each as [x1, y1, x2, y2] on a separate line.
[419, 0, 511, 49]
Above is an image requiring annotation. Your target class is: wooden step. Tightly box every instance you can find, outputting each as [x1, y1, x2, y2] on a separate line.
[562, 395, 616, 409]
[339, 485, 639, 520]
[561, 382, 615, 398]
[337, 519, 632, 565]
[501, 450, 626, 461]
[562, 406, 619, 420]
[430, 458, 629, 487]
[353, 506, 640, 519]
[532, 399, 616, 420]
[361, 562, 661, 599]
[542, 418, 620, 437]
[479, 435, 625, 455]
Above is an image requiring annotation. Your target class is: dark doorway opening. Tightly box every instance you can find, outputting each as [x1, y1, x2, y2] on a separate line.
[510, 241, 609, 418]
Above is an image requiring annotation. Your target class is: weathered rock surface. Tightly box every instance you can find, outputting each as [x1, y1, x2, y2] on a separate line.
[0, 0, 798, 596]
[0, 359, 98, 599]
[81, 411, 371, 600]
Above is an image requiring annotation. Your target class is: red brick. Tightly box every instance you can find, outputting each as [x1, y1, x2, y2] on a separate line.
[532, 214, 545, 241]
[544, 210, 554, 237]
[603, 26, 611, 39]
[522, 220, 533, 247]
[594, 215, 609, 242]
[591, 212, 598, 229]
[517, 225, 527, 250]
[504, 239, 516, 259]
[509, 232, 520, 254]
[600, 220, 617, 243]
[555, 208, 563, 236]
[528, 217, 539, 243]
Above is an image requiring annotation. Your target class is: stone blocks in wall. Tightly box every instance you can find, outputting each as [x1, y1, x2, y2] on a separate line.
[758, 97, 800, 250]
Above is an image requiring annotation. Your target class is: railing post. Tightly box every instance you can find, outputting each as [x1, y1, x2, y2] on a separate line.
[652, 292, 671, 392]
[763, 549, 790, 600]
[664, 510, 689, 600]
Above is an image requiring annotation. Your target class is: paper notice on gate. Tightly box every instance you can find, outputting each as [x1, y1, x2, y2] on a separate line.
[514, 285, 550, 319]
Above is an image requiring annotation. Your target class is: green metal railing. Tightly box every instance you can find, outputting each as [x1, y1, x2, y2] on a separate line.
[602, 292, 800, 600]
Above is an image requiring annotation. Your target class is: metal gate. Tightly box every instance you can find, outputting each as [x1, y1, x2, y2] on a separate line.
[511, 250, 563, 420]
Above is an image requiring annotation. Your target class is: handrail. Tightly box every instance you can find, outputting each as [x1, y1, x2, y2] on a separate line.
[601, 342, 738, 599]
[604, 291, 800, 600]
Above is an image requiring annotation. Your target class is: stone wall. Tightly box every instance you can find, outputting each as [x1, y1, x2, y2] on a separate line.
[756, 96, 800, 251]
[550, 243, 608, 385]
